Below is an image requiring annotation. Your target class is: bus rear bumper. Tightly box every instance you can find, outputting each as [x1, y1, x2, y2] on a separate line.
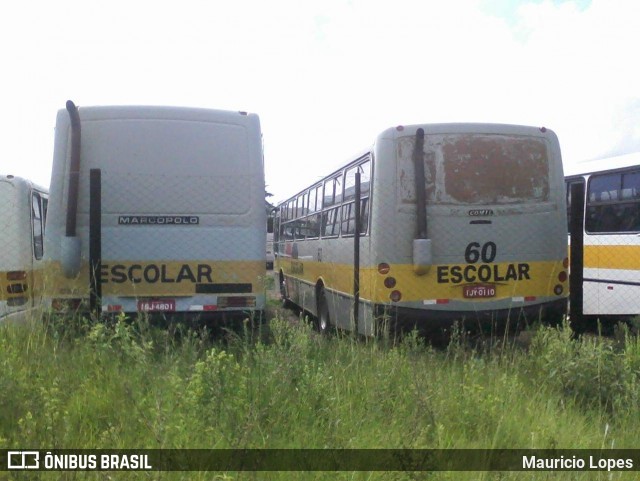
[374, 298, 567, 337]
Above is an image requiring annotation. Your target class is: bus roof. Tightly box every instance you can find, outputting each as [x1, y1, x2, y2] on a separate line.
[377, 122, 555, 140]
[564, 151, 640, 178]
[57, 105, 259, 123]
[0, 174, 48, 193]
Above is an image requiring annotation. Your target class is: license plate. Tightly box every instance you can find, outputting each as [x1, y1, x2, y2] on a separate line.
[137, 299, 176, 312]
[463, 284, 496, 299]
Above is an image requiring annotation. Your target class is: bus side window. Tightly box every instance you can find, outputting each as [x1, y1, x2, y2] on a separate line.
[323, 175, 343, 207]
[41, 196, 48, 231]
[340, 198, 370, 236]
[308, 187, 318, 214]
[622, 170, 640, 231]
[32, 193, 44, 259]
[343, 159, 371, 236]
[344, 159, 371, 201]
[312, 185, 322, 212]
[322, 207, 340, 237]
[585, 171, 640, 233]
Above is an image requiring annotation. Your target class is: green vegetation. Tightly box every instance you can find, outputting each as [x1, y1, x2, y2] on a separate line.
[1, 312, 639, 480]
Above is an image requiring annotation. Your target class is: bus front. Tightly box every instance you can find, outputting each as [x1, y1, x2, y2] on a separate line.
[370, 124, 568, 333]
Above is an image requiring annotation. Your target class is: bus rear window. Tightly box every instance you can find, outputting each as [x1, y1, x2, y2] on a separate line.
[399, 133, 551, 205]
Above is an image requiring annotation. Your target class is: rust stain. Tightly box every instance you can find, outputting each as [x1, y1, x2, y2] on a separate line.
[442, 135, 549, 204]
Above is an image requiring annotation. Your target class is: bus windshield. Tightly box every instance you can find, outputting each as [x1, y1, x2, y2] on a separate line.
[399, 133, 550, 205]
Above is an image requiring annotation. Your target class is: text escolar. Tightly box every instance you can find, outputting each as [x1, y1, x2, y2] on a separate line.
[437, 263, 530, 284]
[100, 263, 213, 284]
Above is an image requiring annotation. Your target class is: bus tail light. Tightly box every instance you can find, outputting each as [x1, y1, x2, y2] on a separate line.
[558, 271, 568, 283]
[7, 284, 27, 294]
[384, 277, 396, 289]
[7, 270, 27, 281]
[377, 263, 390, 275]
[562, 257, 569, 269]
[390, 290, 402, 302]
[218, 296, 256, 308]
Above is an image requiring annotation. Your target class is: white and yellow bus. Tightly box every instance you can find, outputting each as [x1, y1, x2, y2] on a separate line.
[44, 101, 266, 322]
[275, 123, 568, 336]
[565, 152, 640, 321]
[0, 175, 48, 323]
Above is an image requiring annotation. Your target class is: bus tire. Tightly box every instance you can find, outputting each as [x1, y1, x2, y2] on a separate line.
[316, 288, 332, 335]
[279, 272, 291, 309]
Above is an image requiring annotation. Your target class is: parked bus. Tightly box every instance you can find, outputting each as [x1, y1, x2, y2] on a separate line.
[0, 175, 48, 323]
[44, 101, 266, 322]
[275, 123, 568, 336]
[565, 152, 640, 323]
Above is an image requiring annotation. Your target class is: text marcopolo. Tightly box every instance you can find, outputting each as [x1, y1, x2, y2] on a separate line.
[118, 216, 199, 226]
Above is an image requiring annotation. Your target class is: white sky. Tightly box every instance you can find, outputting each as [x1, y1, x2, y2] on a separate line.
[2, 0, 639, 203]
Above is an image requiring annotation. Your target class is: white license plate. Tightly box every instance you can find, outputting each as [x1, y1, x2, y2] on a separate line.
[463, 284, 496, 299]
[137, 299, 176, 312]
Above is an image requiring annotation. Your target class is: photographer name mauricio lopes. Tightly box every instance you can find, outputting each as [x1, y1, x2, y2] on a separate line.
[523, 456, 634, 471]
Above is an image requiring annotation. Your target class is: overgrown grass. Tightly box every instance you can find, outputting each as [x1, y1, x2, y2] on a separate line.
[1, 313, 639, 480]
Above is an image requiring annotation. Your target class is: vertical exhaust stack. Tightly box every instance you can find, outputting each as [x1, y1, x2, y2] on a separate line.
[61, 100, 82, 278]
[412, 127, 432, 275]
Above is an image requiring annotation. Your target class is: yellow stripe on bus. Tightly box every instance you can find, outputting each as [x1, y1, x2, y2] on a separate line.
[44, 260, 266, 298]
[280, 259, 567, 303]
[583, 245, 640, 271]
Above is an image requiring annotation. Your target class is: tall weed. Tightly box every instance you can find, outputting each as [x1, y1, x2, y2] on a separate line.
[525, 323, 640, 415]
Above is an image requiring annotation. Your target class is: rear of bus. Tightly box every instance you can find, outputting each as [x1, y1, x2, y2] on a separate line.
[45, 104, 266, 323]
[371, 124, 568, 333]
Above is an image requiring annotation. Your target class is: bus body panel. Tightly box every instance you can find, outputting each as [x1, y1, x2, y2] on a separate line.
[566, 152, 640, 318]
[0, 176, 48, 322]
[277, 123, 568, 335]
[45, 105, 266, 320]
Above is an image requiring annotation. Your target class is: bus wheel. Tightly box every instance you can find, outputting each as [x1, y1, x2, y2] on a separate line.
[279, 272, 291, 308]
[316, 289, 332, 335]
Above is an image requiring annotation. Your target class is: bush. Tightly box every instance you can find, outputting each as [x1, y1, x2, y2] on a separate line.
[525, 324, 640, 414]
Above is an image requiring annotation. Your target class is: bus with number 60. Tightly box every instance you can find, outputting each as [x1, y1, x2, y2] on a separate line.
[275, 123, 568, 336]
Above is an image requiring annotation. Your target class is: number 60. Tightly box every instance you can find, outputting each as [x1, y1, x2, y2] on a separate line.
[465, 242, 497, 264]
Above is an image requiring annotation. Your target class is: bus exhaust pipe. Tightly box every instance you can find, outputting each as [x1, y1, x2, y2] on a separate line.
[62, 100, 82, 278]
[412, 127, 431, 274]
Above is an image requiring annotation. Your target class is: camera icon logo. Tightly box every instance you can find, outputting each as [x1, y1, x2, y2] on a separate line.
[7, 451, 40, 470]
